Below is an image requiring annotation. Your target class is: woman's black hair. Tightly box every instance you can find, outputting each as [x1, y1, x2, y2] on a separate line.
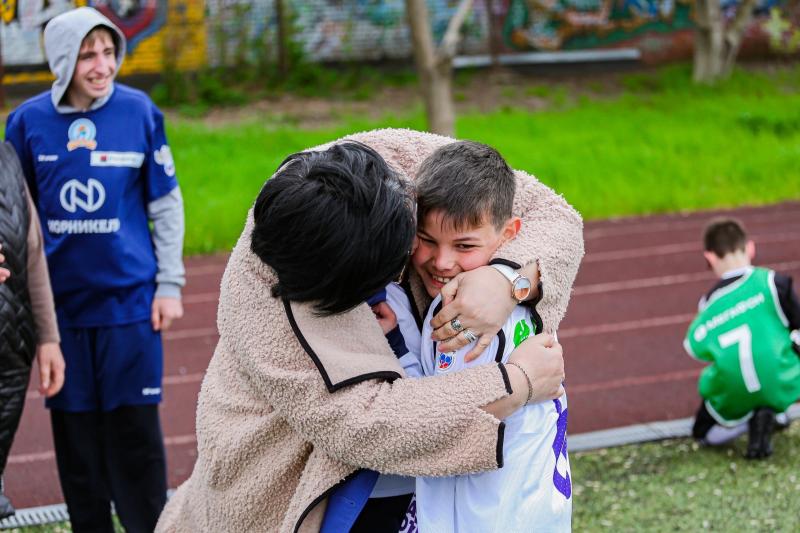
[251, 141, 415, 316]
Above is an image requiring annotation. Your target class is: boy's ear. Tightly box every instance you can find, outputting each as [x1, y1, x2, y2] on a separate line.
[745, 240, 756, 261]
[501, 216, 522, 242]
[703, 251, 718, 270]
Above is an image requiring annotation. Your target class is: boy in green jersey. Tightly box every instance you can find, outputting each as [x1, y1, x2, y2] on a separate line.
[684, 218, 800, 459]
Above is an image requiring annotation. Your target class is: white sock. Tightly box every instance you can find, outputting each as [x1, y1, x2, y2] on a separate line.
[704, 422, 748, 445]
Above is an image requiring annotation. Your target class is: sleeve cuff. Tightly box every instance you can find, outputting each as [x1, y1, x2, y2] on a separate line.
[498, 362, 513, 394]
[385, 325, 409, 359]
[155, 282, 182, 300]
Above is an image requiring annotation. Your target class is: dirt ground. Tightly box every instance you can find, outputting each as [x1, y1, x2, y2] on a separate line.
[2, 61, 788, 129]
[183, 66, 632, 129]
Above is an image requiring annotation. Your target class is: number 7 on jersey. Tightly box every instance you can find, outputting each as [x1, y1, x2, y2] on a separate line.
[718, 324, 761, 393]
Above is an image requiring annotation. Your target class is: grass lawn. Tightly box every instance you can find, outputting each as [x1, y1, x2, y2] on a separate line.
[9, 422, 799, 531]
[170, 63, 800, 254]
[572, 421, 800, 531]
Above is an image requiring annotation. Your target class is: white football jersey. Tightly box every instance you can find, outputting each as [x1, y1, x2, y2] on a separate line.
[416, 295, 572, 533]
[370, 283, 422, 499]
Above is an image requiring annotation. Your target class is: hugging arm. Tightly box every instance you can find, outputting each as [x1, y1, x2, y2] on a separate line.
[214, 225, 546, 478]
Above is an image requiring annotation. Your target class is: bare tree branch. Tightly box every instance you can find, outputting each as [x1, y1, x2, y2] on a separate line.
[725, 0, 758, 46]
[438, 0, 474, 61]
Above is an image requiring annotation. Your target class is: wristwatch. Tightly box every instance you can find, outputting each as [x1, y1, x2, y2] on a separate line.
[490, 264, 533, 303]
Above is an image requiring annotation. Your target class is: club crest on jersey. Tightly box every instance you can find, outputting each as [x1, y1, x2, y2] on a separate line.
[437, 351, 454, 372]
[154, 144, 176, 176]
[67, 119, 98, 151]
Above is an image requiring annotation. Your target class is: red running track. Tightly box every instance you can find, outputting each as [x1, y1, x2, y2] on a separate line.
[5, 202, 800, 508]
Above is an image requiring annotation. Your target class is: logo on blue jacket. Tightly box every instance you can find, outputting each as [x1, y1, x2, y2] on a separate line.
[437, 352, 454, 372]
[67, 119, 98, 151]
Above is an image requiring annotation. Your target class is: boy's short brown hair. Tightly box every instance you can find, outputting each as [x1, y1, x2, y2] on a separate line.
[703, 217, 747, 258]
[416, 140, 515, 231]
[82, 25, 116, 52]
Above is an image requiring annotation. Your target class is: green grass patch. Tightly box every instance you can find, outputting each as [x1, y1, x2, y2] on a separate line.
[457, 65, 800, 220]
[572, 422, 800, 531]
[173, 64, 800, 254]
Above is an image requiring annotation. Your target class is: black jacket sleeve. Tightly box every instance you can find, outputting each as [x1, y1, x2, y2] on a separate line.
[775, 273, 800, 331]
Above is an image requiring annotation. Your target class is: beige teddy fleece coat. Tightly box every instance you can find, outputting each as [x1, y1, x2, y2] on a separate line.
[156, 129, 584, 533]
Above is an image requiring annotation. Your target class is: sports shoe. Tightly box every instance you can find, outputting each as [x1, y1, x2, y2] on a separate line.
[745, 407, 776, 460]
[775, 412, 791, 432]
[0, 491, 15, 520]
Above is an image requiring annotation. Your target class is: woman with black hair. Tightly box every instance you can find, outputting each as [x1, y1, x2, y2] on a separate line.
[157, 130, 583, 533]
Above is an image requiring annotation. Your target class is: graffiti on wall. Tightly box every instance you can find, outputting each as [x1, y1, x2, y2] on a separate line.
[501, 0, 782, 52]
[204, 0, 491, 65]
[1, 0, 204, 81]
[1, 0, 792, 82]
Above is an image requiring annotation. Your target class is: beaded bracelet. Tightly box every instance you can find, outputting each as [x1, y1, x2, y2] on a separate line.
[505, 362, 534, 405]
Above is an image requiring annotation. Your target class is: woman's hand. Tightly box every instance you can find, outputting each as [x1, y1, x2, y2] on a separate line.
[507, 334, 564, 403]
[481, 333, 564, 420]
[430, 265, 518, 361]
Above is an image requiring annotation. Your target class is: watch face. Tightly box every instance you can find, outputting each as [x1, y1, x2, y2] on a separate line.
[513, 277, 533, 302]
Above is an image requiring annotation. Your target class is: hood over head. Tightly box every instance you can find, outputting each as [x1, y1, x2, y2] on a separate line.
[44, 7, 126, 111]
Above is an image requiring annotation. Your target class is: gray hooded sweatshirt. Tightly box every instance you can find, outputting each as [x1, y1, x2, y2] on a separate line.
[42, 7, 185, 299]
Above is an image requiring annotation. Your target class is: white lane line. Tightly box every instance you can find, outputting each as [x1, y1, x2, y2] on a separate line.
[24, 310, 698, 402]
[163, 327, 218, 340]
[584, 232, 799, 263]
[570, 403, 800, 452]
[182, 292, 220, 304]
[573, 259, 800, 296]
[584, 207, 800, 239]
[569, 368, 700, 394]
[559, 313, 695, 338]
[15, 403, 799, 465]
[8, 434, 198, 465]
[25, 373, 207, 402]
[185, 262, 228, 276]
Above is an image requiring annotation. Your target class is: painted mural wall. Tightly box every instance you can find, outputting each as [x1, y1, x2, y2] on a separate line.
[0, 0, 793, 84]
[499, 0, 786, 61]
[1, 0, 205, 83]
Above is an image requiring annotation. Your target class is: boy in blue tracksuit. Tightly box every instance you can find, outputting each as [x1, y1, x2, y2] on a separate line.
[5, 7, 185, 531]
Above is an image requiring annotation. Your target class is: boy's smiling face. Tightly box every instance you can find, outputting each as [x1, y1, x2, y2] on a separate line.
[411, 209, 520, 298]
[68, 30, 116, 109]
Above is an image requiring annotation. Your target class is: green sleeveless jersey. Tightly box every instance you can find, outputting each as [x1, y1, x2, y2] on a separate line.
[684, 267, 800, 425]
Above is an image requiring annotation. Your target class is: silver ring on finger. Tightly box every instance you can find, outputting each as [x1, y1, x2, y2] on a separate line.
[462, 329, 478, 343]
[450, 317, 464, 333]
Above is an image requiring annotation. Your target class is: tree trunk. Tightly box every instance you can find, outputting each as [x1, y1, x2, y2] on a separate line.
[275, 0, 289, 75]
[485, 0, 502, 69]
[406, 0, 472, 137]
[428, 61, 456, 136]
[693, 0, 757, 84]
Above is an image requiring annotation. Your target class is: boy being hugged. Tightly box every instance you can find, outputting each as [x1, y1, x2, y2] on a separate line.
[409, 141, 572, 532]
[685, 218, 800, 459]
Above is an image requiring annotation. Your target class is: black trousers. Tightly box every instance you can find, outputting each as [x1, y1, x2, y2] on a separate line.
[692, 401, 716, 440]
[51, 405, 167, 533]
